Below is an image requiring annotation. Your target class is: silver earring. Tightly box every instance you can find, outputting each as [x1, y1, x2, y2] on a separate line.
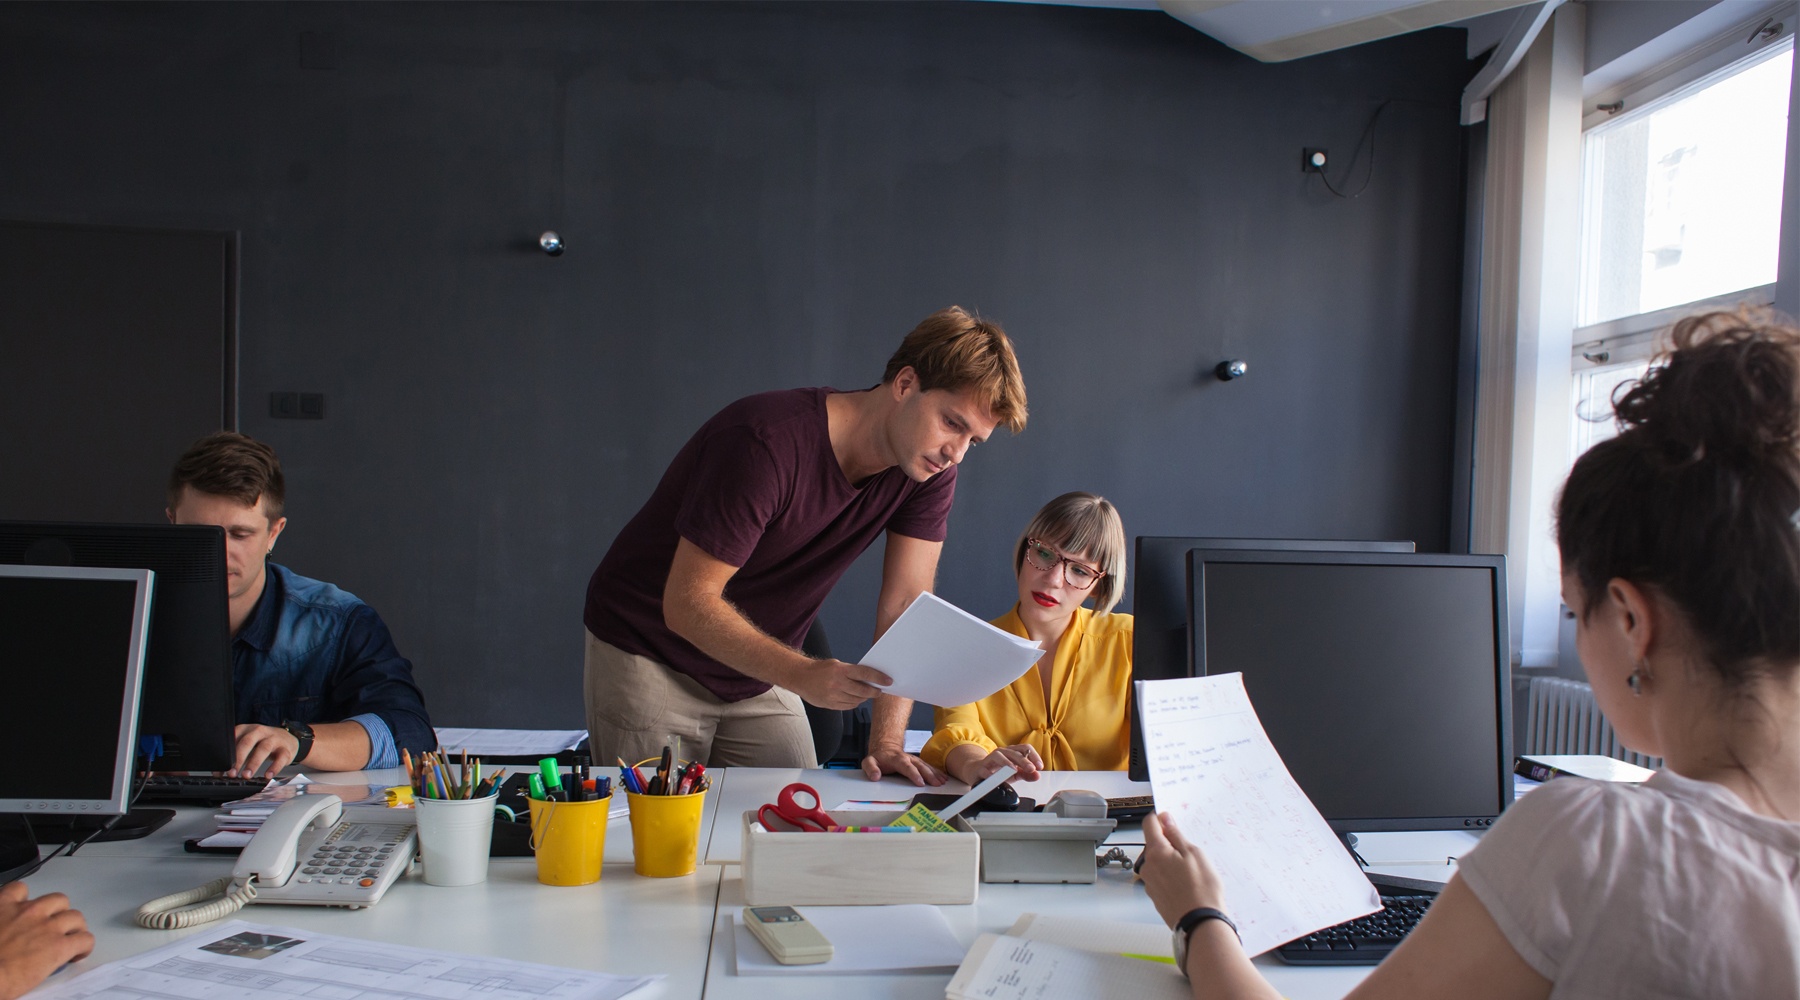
[1627, 661, 1650, 696]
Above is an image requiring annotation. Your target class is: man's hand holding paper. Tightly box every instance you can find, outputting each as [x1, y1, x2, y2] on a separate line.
[857, 593, 1043, 708]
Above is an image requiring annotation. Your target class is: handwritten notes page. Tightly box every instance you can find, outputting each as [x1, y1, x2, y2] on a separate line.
[859, 592, 1042, 707]
[946, 934, 1189, 1000]
[1136, 673, 1380, 956]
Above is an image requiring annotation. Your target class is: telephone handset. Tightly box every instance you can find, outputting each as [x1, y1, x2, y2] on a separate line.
[136, 794, 418, 929]
[234, 794, 341, 889]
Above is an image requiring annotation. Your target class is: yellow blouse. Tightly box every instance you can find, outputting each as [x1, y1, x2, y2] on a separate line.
[921, 606, 1133, 773]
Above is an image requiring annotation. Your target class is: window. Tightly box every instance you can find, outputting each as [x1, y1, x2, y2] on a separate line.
[1577, 38, 1791, 330]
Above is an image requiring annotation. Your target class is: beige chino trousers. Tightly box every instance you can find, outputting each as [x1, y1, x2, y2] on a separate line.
[583, 630, 819, 770]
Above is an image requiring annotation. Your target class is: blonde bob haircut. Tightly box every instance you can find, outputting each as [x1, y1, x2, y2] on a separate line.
[1013, 492, 1128, 616]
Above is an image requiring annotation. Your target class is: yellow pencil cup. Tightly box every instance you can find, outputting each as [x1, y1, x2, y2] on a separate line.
[627, 788, 706, 877]
[527, 795, 611, 886]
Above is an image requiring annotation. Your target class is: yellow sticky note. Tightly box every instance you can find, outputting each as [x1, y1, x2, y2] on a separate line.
[893, 802, 955, 833]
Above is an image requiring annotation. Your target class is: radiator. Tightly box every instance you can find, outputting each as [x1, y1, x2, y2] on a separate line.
[1522, 676, 1661, 769]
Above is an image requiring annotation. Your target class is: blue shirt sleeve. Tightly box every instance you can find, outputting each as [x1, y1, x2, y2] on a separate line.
[347, 713, 398, 769]
[326, 605, 437, 760]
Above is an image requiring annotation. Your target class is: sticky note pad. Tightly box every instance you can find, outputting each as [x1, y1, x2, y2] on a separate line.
[893, 802, 955, 833]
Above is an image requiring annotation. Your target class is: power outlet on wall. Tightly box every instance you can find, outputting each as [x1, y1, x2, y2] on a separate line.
[1301, 148, 1328, 173]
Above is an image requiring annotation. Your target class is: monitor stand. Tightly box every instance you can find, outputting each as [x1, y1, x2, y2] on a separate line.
[27, 808, 175, 845]
[0, 815, 39, 883]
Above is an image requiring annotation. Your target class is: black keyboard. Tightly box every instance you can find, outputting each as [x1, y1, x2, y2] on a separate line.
[1274, 894, 1434, 965]
[135, 774, 273, 805]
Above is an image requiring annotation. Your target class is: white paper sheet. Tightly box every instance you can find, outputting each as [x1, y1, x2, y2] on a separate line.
[859, 592, 1042, 707]
[730, 904, 967, 975]
[1136, 673, 1381, 956]
[1006, 912, 1170, 958]
[34, 919, 658, 1000]
[946, 934, 1188, 1000]
[434, 727, 587, 757]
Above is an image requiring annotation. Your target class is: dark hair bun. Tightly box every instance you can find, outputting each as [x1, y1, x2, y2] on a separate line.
[1613, 310, 1800, 471]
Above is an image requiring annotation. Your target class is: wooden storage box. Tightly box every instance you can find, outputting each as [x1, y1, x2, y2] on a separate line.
[739, 810, 979, 905]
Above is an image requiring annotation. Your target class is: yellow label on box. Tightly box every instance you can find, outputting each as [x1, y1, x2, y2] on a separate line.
[893, 802, 955, 833]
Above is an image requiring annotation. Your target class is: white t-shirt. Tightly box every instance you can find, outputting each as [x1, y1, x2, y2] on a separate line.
[1458, 768, 1800, 999]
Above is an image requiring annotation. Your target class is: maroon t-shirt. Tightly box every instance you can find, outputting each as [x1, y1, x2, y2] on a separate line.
[584, 387, 957, 702]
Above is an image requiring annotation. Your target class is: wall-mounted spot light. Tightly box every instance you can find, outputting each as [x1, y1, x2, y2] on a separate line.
[1215, 359, 1248, 381]
[539, 231, 564, 256]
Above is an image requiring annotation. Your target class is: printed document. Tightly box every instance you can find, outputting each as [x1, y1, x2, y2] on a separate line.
[859, 592, 1041, 707]
[434, 727, 587, 757]
[1136, 673, 1380, 955]
[34, 920, 658, 1000]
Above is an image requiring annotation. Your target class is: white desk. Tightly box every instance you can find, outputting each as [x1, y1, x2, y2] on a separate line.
[25, 766, 732, 997]
[22, 767, 1462, 999]
[701, 768, 1378, 1000]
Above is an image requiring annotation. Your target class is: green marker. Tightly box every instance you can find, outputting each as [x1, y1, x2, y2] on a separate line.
[538, 757, 565, 800]
[529, 773, 546, 801]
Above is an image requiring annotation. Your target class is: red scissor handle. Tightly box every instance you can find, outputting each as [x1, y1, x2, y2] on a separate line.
[758, 782, 835, 832]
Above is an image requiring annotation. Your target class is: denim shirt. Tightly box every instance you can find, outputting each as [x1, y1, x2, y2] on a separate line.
[232, 563, 435, 768]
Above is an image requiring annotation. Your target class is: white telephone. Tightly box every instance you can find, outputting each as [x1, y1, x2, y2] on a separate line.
[136, 795, 418, 929]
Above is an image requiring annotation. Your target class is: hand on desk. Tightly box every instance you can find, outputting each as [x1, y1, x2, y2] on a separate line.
[943, 743, 1042, 786]
[859, 745, 946, 786]
[0, 882, 92, 1000]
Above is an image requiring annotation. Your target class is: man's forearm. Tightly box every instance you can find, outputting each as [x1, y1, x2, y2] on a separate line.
[667, 588, 815, 688]
[867, 693, 913, 751]
[306, 721, 374, 771]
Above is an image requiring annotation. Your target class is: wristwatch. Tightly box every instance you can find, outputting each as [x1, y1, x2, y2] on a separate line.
[1172, 907, 1240, 978]
[281, 720, 315, 764]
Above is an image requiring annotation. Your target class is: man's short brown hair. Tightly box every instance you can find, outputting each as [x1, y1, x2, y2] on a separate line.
[883, 306, 1028, 434]
[167, 431, 286, 521]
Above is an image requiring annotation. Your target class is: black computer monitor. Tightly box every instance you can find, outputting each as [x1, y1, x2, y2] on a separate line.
[0, 565, 153, 880]
[0, 522, 236, 772]
[1127, 536, 1416, 779]
[1185, 549, 1511, 833]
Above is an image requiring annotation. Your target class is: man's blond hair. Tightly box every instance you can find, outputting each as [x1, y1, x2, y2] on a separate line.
[882, 306, 1027, 433]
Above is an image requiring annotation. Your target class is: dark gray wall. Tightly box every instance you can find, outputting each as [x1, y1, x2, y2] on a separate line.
[1, 2, 1473, 728]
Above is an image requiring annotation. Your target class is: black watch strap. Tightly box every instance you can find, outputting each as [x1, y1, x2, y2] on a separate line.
[1173, 906, 1239, 978]
[282, 720, 315, 764]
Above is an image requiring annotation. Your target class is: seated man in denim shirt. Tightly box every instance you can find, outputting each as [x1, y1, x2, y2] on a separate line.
[166, 432, 435, 776]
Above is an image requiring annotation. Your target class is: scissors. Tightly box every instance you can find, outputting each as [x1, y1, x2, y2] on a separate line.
[757, 782, 837, 832]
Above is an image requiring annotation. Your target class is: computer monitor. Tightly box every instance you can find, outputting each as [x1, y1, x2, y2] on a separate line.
[1127, 536, 1416, 779]
[0, 565, 153, 880]
[0, 522, 236, 771]
[1185, 549, 1511, 833]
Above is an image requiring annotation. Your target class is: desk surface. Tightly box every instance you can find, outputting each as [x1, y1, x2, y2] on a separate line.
[19, 767, 1463, 999]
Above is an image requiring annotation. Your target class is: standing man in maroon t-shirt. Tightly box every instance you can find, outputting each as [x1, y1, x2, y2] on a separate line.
[583, 306, 1028, 783]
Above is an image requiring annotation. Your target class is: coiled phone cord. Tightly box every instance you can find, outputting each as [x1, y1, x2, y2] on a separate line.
[134, 875, 259, 929]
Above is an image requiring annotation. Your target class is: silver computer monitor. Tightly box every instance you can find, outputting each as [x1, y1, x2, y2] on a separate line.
[0, 565, 153, 816]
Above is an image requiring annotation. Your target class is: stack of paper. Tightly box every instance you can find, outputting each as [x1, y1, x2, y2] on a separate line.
[433, 728, 587, 757]
[1135, 674, 1381, 956]
[947, 915, 1188, 1000]
[198, 776, 393, 849]
[860, 592, 1042, 707]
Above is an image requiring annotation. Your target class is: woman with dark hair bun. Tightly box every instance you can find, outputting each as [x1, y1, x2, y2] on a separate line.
[1136, 309, 1800, 999]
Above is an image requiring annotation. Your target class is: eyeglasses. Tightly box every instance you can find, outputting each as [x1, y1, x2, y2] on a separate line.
[1023, 538, 1103, 590]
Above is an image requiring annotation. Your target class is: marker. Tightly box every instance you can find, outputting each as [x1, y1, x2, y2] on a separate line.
[538, 757, 565, 801]
[529, 773, 546, 801]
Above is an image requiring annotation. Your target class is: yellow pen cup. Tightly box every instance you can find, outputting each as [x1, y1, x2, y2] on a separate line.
[526, 794, 612, 886]
[626, 756, 706, 877]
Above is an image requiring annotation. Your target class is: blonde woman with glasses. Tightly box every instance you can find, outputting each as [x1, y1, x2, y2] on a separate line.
[921, 492, 1132, 787]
